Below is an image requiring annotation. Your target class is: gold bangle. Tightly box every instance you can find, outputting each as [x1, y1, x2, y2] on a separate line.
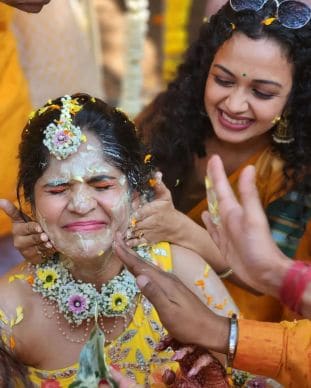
[218, 267, 233, 279]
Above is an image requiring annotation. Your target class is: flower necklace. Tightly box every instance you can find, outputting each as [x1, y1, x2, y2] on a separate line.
[31, 258, 139, 327]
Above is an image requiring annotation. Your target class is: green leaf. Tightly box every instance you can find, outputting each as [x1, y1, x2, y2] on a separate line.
[69, 324, 118, 388]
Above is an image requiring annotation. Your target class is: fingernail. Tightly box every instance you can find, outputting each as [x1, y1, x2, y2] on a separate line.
[36, 226, 42, 233]
[136, 275, 150, 289]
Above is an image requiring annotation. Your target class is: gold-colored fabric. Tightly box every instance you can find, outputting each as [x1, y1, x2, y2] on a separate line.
[0, 4, 31, 236]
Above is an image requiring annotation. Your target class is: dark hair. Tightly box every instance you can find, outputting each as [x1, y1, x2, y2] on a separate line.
[17, 93, 153, 211]
[136, 0, 311, 205]
[0, 332, 32, 387]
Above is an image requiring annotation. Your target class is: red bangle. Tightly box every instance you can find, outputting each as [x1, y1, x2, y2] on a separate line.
[279, 261, 311, 314]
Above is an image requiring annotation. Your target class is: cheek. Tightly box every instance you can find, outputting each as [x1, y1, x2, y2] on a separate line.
[34, 195, 64, 227]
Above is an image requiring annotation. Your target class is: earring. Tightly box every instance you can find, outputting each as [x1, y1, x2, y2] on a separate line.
[272, 114, 294, 144]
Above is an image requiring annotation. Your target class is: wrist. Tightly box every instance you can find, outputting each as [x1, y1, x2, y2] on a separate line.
[197, 311, 230, 354]
[258, 252, 291, 298]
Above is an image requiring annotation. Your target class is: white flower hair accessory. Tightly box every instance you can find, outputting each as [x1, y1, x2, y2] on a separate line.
[43, 95, 87, 160]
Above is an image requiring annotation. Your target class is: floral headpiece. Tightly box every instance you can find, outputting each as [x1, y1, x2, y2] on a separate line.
[42, 95, 87, 160]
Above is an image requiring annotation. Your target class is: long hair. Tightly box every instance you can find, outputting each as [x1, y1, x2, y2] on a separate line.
[136, 0, 311, 205]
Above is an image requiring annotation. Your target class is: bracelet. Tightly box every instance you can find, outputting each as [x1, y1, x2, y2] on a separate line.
[279, 260, 311, 314]
[227, 313, 238, 371]
[218, 267, 233, 279]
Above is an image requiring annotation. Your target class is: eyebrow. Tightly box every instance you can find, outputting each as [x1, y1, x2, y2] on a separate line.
[44, 175, 117, 187]
[213, 64, 283, 88]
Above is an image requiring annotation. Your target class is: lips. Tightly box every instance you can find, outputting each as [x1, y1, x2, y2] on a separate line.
[218, 109, 254, 131]
[63, 221, 107, 232]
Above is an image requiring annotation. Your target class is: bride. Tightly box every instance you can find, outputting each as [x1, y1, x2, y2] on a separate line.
[0, 94, 237, 386]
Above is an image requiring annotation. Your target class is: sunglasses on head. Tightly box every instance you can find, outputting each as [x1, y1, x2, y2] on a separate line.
[230, 0, 311, 29]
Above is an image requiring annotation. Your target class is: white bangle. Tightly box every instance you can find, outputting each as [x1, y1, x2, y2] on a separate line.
[227, 313, 238, 370]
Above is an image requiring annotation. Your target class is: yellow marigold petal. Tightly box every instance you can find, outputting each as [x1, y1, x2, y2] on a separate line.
[14, 306, 24, 325]
[203, 264, 210, 278]
[206, 295, 213, 305]
[91, 97, 96, 103]
[144, 154, 152, 163]
[8, 274, 26, 283]
[194, 279, 205, 287]
[26, 275, 34, 285]
[131, 217, 137, 228]
[262, 17, 276, 26]
[149, 178, 157, 187]
[28, 111, 36, 120]
[9, 335, 16, 350]
[0, 309, 8, 325]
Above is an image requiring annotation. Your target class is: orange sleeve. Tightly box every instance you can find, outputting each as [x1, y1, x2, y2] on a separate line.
[234, 319, 311, 386]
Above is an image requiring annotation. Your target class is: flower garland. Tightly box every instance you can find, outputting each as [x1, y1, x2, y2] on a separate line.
[31, 259, 139, 326]
[119, 0, 150, 117]
[162, 0, 192, 82]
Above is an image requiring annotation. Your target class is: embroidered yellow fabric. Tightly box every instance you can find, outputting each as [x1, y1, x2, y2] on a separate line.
[28, 242, 178, 387]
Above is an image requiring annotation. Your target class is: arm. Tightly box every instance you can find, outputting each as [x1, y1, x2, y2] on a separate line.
[114, 237, 311, 386]
[126, 172, 229, 273]
[204, 155, 311, 316]
[234, 319, 311, 387]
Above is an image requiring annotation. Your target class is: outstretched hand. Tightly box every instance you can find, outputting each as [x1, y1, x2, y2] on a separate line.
[126, 172, 187, 247]
[114, 233, 229, 354]
[0, 199, 55, 264]
[0, 0, 51, 13]
[202, 155, 290, 297]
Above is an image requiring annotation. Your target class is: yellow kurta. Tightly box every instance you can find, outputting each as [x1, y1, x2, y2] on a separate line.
[188, 146, 311, 322]
[28, 242, 177, 387]
[0, 4, 31, 236]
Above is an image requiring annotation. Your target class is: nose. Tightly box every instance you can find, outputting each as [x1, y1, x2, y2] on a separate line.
[224, 87, 249, 114]
[67, 186, 97, 215]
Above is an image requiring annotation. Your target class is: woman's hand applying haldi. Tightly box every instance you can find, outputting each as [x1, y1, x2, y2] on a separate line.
[0, 199, 55, 263]
[126, 172, 189, 247]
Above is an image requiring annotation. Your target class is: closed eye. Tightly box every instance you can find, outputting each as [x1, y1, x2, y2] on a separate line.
[47, 185, 68, 194]
[214, 76, 234, 87]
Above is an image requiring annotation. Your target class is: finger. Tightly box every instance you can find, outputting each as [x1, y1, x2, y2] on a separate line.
[207, 155, 239, 213]
[152, 171, 172, 201]
[114, 233, 155, 275]
[187, 353, 214, 378]
[201, 211, 221, 248]
[0, 199, 31, 223]
[126, 237, 148, 248]
[135, 274, 172, 312]
[21, 247, 44, 263]
[238, 165, 268, 227]
[13, 231, 46, 251]
[12, 221, 42, 238]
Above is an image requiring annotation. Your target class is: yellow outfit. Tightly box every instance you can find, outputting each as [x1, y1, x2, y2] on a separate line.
[235, 319, 311, 387]
[188, 146, 311, 322]
[0, 4, 31, 236]
[28, 242, 177, 387]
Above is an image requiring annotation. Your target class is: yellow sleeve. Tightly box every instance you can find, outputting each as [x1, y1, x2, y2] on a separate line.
[0, 4, 32, 236]
[234, 319, 311, 387]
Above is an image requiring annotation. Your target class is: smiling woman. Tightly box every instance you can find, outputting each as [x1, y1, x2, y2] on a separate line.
[0, 94, 238, 386]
